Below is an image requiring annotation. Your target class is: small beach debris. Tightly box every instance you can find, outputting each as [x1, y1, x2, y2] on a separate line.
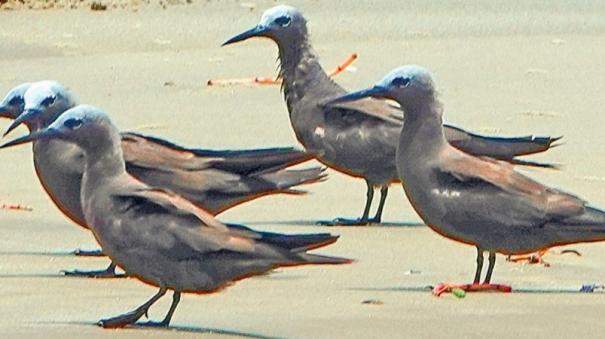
[240, 2, 256, 11]
[1, 203, 33, 212]
[579, 284, 605, 293]
[91, 2, 107, 11]
[520, 110, 562, 118]
[403, 269, 422, 275]
[451, 288, 466, 298]
[362, 299, 384, 305]
[154, 38, 172, 45]
[507, 248, 581, 267]
[525, 68, 548, 77]
[551, 38, 566, 45]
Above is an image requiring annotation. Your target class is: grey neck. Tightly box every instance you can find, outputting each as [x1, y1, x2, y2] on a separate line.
[277, 35, 336, 112]
[400, 98, 448, 153]
[82, 132, 126, 183]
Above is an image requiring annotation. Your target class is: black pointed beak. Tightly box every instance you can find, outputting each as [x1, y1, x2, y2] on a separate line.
[3, 108, 40, 137]
[325, 86, 390, 105]
[222, 25, 271, 46]
[0, 128, 61, 149]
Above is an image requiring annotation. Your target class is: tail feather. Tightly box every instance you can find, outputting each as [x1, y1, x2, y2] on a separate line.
[258, 167, 327, 191]
[508, 158, 562, 169]
[226, 224, 353, 266]
[226, 223, 339, 251]
[267, 233, 339, 252]
[445, 124, 562, 161]
[295, 253, 354, 265]
[205, 148, 315, 176]
[561, 206, 605, 226]
[122, 132, 315, 176]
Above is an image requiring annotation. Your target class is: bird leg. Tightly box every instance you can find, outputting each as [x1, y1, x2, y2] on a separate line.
[432, 251, 512, 296]
[72, 248, 105, 257]
[473, 247, 484, 284]
[359, 180, 374, 222]
[137, 291, 181, 327]
[483, 251, 496, 284]
[62, 261, 127, 278]
[98, 287, 167, 328]
[319, 180, 375, 226]
[207, 53, 358, 86]
[369, 186, 388, 223]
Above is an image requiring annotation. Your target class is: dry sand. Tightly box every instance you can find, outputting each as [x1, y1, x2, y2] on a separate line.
[1, 0, 605, 338]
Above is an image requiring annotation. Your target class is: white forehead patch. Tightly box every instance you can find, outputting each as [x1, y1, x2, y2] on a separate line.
[260, 5, 299, 25]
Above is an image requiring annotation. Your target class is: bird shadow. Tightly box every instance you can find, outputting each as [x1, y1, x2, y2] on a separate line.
[0, 272, 68, 279]
[244, 220, 425, 228]
[40, 320, 282, 339]
[350, 286, 431, 293]
[0, 249, 97, 257]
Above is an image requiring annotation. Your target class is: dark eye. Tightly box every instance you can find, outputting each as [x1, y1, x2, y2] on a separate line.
[64, 118, 83, 130]
[8, 96, 23, 106]
[41, 96, 56, 106]
[392, 77, 411, 88]
[274, 15, 291, 27]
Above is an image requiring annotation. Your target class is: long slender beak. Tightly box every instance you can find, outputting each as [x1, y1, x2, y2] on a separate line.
[0, 128, 61, 149]
[325, 85, 391, 105]
[222, 25, 271, 46]
[3, 108, 41, 137]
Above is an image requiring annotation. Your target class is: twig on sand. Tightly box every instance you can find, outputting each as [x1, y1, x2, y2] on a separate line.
[207, 53, 358, 86]
[0, 203, 33, 212]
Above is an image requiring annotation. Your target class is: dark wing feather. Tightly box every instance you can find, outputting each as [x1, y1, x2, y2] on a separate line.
[324, 97, 404, 125]
[444, 124, 561, 167]
[323, 100, 559, 168]
[121, 132, 313, 175]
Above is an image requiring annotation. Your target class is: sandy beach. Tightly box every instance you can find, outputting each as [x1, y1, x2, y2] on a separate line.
[2, 0, 605, 338]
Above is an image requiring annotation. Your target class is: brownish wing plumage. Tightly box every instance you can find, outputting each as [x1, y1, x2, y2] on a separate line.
[438, 149, 583, 217]
[119, 133, 324, 214]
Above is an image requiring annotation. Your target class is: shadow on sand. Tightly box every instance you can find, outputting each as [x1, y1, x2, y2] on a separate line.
[40, 321, 283, 339]
[0, 249, 102, 257]
[0, 272, 69, 278]
[244, 220, 425, 228]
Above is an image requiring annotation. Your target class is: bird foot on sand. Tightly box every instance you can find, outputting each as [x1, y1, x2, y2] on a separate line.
[62, 268, 127, 279]
[316, 217, 375, 226]
[506, 249, 581, 267]
[71, 248, 105, 257]
[432, 283, 512, 297]
[98, 309, 149, 328]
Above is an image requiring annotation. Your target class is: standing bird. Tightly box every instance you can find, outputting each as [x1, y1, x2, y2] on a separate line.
[222, 5, 561, 226]
[0, 105, 351, 328]
[327, 65, 605, 294]
[1, 81, 325, 277]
